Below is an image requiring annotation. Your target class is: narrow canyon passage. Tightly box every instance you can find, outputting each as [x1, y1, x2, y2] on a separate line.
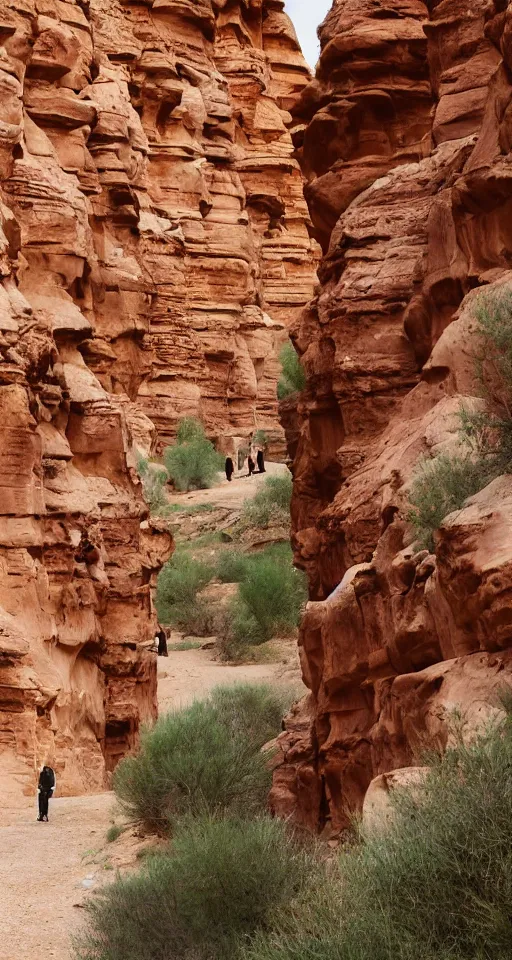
[0, 464, 304, 960]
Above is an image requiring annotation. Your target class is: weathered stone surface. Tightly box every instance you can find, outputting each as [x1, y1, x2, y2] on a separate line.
[0, 0, 316, 800]
[276, 0, 512, 833]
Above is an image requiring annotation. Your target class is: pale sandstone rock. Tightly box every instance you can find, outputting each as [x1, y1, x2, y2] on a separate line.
[362, 766, 429, 835]
[275, 0, 512, 833]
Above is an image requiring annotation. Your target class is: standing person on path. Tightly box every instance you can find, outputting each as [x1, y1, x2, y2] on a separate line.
[157, 627, 168, 657]
[225, 457, 234, 482]
[257, 449, 266, 473]
[37, 765, 56, 822]
[247, 454, 255, 476]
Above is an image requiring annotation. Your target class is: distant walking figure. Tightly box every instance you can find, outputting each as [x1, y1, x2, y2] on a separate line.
[38, 765, 56, 822]
[248, 455, 255, 477]
[157, 627, 168, 657]
[257, 450, 266, 473]
[225, 457, 234, 482]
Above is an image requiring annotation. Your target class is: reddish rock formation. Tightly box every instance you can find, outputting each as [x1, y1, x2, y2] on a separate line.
[273, 0, 512, 834]
[0, 0, 315, 801]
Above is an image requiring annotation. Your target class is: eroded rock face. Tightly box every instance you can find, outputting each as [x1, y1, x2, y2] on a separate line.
[275, 0, 512, 834]
[0, 0, 315, 800]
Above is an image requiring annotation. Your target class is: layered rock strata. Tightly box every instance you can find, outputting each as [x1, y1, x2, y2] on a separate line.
[0, 0, 315, 800]
[273, 0, 512, 834]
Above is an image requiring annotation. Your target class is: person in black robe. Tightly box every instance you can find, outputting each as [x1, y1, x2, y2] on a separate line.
[37, 765, 56, 822]
[256, 450, 265, 473]
[225, 457, 234, 482]
[157, 628, 168, 657]
[248, 455, 255, 476]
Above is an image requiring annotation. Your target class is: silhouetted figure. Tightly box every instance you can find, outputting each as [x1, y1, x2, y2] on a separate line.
[248, 456, 255, 477]
[38, 765, 56, 822]
[157, 628, 168, 657]
[237, 449, 245, 471]
[225, 457, 234, 482]
[257, 450, 266, 473]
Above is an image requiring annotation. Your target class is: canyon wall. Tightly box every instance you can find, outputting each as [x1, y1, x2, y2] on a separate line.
[272, 0, 512, 835]
[0, 0, 315, 800]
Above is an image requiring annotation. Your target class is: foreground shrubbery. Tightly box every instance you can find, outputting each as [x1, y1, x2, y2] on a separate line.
[277, 341, 306, 400]
[77, 816, 313, 960]
[113, 683, 289, 833]
[242, 706, 512, 960]
[408, 290, 512, 547]
[164, 417, 223, 492]
[79, 674, 512, 960]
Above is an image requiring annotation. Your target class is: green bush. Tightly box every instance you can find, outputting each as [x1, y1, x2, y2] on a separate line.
[241, 472, 293, 529]
[253, 429, 269, 450]
[164, 417, 223, 492]
[209, 682, 290, 747]
[277, 341, 306, 400]
[407, 453, 494, 550]
[155, 551, 213, 630]
[407, 290, 512, 546]
[136, 457, 169, 514]
[76, 815, 313, 960]
[216, 549, 250, 583]
[113, 684, 287, 833]
[233, 548, 307, 646]
[105, 824, 124, 843]
[242, 703, 512, 960]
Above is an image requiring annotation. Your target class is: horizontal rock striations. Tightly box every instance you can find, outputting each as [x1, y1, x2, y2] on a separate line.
[0, 0, 315, 799]
[273, 0, 512, 834]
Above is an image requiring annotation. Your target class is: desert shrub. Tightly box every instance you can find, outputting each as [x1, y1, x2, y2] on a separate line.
[475, 289, 512, 403]
[216, 549, 251, 583]
[277, 341, 306, 400]
[232, 549, 307, 646]
[105, 824, 124, 843]
[113, 683, 286, 833]
[136, 457, 169, 514]
[241, 472, 292, 529]
[164, 418, 223, 492]
[76, 815, 313, 960]
[407, 291, 512, 546]
[407, 453, 494, 550]
[209, 682, 291, 747]
[168, 639, 203, 651]
[155, 551, 213, 630]
[242, 703, 512, 960]
[253, 429, 269, 450]
[457, 290, 512, 475]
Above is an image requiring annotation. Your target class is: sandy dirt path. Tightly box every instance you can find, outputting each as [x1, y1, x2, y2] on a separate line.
[167, 460, 288, 511]
[1, 794, 113, 960]
[158, 646, 300, 711]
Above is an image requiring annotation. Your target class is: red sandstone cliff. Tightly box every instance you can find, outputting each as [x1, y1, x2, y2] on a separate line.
[272, 0, 512, 835]
[0, 0, 315, 801]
